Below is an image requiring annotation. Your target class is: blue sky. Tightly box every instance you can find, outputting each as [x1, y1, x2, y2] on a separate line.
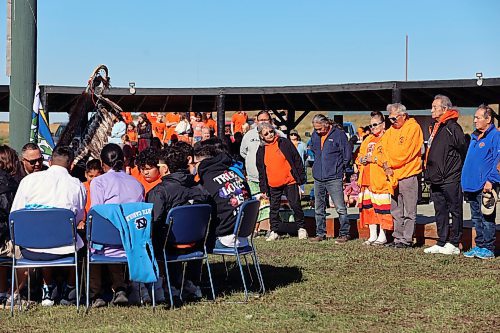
[1, 0, 499, 88]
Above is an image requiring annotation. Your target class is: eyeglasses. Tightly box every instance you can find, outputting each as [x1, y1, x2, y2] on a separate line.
[23, 157, 43, 166]
[388, 114, 402, 123]
[257, 118, 271, 122]
[157, 163, 167, 168]
[369, 121, 384, 129]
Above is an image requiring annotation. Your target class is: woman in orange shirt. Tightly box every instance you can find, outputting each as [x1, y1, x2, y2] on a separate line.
[153, 113, 167, 143]
[356, 111, 396, 246]
[203, 112, 217, 135]
[127, 123, 138, 143]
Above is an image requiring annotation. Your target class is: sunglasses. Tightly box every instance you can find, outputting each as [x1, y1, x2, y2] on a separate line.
[388, 114, 402, 123]
[24, 157, 44, 166]
[369, 121, 384, 129]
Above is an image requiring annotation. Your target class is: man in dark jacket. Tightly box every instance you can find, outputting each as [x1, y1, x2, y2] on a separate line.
[147, 146, 209, 254]
[194, 139, 251, 249]
[310, 114, 352, 243]
[424, 95, 467, 255]
[146, 145, 209, 299]
[255, 122, 307, 241]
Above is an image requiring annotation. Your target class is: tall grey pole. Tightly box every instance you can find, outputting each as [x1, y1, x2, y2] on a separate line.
[217, 93, 225, 137]
[9, 0, 37, 152]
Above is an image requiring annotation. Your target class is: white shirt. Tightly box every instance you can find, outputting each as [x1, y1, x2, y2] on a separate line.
[11, 165, 87, 254]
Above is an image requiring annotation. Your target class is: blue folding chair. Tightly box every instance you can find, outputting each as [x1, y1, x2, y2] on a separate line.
[9, 208, 80, 315]
[211, 199, 265, 301]
[163, 204, 215, 308]
[86, 206, 156, 311]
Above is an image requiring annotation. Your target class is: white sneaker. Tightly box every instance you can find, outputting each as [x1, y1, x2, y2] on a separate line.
[7, 292, 20, 305]
[266, 231, 280, 241]
[424, 244, 443, 254]
[439, 243, 460, 255]
[298, 228, 308, 240]
[182, 280, 202, 299]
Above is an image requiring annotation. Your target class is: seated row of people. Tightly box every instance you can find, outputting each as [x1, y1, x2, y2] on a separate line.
[0, 137, 253, 307]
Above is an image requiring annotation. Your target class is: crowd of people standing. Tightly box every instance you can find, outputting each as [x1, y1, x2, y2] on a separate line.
[0, 97, 498, 308]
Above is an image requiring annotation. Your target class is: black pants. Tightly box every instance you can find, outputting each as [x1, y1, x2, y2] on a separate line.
[269, 184, 304, 232]
[430, 182, 463, 247]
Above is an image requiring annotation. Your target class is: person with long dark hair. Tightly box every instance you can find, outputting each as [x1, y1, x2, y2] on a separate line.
[0, 145, 22, 304]
[137, 113, 153, 152]
[88, 143, 144, 307]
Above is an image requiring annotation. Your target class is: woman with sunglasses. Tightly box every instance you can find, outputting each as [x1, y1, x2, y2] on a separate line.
[256, 123, 307, 241]
[356, 111, 396, 246]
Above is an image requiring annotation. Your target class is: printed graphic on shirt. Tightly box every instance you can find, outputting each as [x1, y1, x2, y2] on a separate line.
[214, 170, 250, 209]
[125, 207, 153, 230]
[366, 142, 376, 156]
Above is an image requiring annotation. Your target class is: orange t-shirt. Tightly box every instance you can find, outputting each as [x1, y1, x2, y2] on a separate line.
[264, 139, 296, 188]
[153, 122, 166, 141]
[84, 181, 92, 215]
[231, 112, 247, 134]
[127, 130, 138, 142]
[121, 112, 133, 124]
[165, 113, 181, 141]
[204, 118, 217, 135]
[146, 112, 158, 124]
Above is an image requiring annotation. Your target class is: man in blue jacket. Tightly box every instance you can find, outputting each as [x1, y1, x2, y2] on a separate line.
[461, 105, 500, 260]
[309, 115, 352, 243]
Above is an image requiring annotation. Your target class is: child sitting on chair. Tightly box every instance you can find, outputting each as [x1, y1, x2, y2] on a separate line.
[343, 173, 360, 207]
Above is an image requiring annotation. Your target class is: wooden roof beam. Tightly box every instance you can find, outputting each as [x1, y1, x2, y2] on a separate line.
[293, 110, 311, 128]
[161, 96, 170, 112]
[306, 93, 322, 111]
[327, 92, 346, 110]
[281, 93, 296, 110]
[349, 92, 371, 110]
[134, 96, 148, 112]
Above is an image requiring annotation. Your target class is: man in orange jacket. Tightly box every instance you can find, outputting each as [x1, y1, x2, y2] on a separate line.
[374, 103, 423, 248]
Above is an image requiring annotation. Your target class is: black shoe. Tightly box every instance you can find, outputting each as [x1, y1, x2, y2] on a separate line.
[92, 298, 107, 308]
[60, 285, 77, 306]
[112, 290, 128, 306]
[395, 243, 412, 249]
[385, 242, 397, 248]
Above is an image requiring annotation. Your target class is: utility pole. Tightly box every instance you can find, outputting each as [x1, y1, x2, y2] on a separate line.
[405, 34, 408, 81]
[8, 0, 37, 152]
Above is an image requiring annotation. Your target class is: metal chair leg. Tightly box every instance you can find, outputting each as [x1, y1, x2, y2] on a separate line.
[205, 257, 215, 301]
[75, 262, 80, 312]
[252, 251, 265, 294]
[86, 257, 90, 312]
[163, 252, 174, 309]
[151, 281, 156, 311]
[222, 255, 229, 279]
[235, 253, 248, 302]
[10, 265, 15, 316]
[243, 255, 254, 286]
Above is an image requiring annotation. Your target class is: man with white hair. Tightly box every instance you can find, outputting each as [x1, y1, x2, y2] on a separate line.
[376, 103, 423, 248]
[423, 95, 467, 255]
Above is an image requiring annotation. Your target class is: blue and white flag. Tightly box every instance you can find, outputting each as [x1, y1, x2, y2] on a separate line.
[30, 85, 54, 160]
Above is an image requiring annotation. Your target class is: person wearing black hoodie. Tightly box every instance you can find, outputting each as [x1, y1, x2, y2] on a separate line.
[0, 145, 23, 304]
[424, 95, 467, 255]
[255, 123, 307, 241]
[193, 138, 251, 249]
[146, 145, 209, 300]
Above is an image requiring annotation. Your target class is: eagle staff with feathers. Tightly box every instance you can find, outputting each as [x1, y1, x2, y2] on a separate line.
[58, 65, 126, 177]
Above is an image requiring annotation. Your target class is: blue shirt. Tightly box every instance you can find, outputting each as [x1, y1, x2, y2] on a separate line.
[461, 124, 500, 192]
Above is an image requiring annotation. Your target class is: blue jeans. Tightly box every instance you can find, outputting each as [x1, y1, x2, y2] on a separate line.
[314, 178, 349, 237]
[467, 191, 497, 251]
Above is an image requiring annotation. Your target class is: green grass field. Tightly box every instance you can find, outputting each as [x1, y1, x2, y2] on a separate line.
[1, 238, 498, 333]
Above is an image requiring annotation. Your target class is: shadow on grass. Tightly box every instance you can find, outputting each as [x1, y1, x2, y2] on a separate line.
[203, 262, 303, 298]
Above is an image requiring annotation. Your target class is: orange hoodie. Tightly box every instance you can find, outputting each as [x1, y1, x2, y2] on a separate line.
[356, 134, 397, 195]
[375, 118, 423, 180]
